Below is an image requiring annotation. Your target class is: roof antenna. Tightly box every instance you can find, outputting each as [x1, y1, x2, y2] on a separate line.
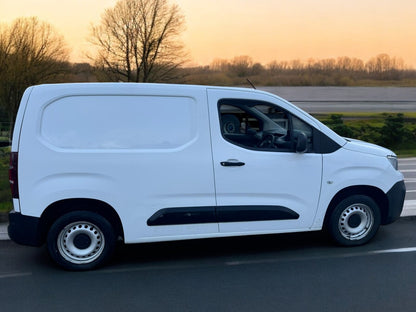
[246, 79, 256, 89]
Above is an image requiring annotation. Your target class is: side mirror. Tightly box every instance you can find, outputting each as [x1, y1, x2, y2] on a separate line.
[296, 131, 308, 153]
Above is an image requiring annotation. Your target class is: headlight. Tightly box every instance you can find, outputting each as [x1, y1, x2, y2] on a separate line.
[387, 155, 398, 170]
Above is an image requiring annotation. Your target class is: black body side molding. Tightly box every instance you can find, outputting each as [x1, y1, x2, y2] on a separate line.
[147, 207, 216, 226]
[217, 206, 299, 223]
[147, 206, 299, 226]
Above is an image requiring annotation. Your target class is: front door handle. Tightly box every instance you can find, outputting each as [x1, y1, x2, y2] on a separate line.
[221, 160, 245, 167]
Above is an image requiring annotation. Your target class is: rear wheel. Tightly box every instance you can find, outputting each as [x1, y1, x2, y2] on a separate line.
[328, 195, 381, 246]
[47, 211, 116, 270]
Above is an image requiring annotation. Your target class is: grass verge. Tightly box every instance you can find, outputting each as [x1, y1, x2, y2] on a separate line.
[0, 147, 11, 213]
[313, 112, 416, 157]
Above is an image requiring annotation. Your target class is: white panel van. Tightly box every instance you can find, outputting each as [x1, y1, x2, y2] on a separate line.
[8, 83, 406, 270]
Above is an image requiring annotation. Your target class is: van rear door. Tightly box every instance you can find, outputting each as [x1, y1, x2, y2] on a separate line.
[10, 86, 34, 213]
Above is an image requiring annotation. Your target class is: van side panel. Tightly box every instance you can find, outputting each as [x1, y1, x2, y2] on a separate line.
[17, 84, 218, 243]
[40, 96, 198, 150]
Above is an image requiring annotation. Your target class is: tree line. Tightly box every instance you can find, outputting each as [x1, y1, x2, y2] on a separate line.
[211, 54, 408, 76]
[1, 0, 416, 127]
[183, 54, 416, 86]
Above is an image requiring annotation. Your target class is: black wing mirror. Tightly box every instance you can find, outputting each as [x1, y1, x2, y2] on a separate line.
[296, 131, 308, 153]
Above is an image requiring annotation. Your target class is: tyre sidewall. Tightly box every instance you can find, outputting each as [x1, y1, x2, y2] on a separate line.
[328, 195, 381, 246]
[47, 211, 116, 270]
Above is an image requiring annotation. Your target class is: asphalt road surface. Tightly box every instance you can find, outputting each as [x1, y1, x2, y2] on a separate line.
[1, 217, 416, 312]
[259, 86, 416, 113]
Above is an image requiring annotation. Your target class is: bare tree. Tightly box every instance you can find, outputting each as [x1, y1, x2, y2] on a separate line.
[267, 60, 290, 74]
[229, 56, 253, 77]
[0, 17, 69, 125]
[366, 54, 405, 79]
[90, 0, 187, 82]
[210, 58, 230, 72]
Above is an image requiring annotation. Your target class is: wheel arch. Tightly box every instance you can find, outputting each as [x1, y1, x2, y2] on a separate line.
[38, 198, 124, 244]
[323, 185, 389, 228]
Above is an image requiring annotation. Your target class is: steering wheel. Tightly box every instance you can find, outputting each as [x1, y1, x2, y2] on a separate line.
[258, 133, 276, 148]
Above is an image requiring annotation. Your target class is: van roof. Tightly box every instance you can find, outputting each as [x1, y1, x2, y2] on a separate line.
[31, 82, 261, 94]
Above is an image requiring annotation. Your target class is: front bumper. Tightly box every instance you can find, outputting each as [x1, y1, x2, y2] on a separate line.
[8, 211, 43, 246]
[383, 180, 406, 225]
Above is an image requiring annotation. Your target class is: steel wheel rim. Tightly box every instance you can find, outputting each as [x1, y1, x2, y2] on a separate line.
[338, 203, 374, 240]
[57, 221, 105, 264]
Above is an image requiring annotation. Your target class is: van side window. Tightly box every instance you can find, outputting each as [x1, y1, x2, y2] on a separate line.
[218, 99, 313, 152]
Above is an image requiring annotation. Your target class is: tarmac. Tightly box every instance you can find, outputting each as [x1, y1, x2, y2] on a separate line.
[1, 200, 415, 241]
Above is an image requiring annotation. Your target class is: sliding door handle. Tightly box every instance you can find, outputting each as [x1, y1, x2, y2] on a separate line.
[221, 160, 245, 167]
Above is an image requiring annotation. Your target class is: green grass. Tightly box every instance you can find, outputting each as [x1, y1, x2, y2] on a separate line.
[0, 147, 11, 213]
[395, 149, 416, 158]
[313, 112, 416, 157]
[0, 148, 11, 213]
[0, 201, 12, 212]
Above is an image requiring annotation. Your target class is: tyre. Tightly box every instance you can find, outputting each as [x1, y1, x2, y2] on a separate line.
[47, 211, 116, 270]
[327, 195, 381, 246]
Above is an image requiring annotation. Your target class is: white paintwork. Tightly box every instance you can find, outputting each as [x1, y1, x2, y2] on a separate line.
[11, 83, 404, 243]
[40, 95, 197, 149]
[207, 88, 322, 233]
[312, 147, 403, 228]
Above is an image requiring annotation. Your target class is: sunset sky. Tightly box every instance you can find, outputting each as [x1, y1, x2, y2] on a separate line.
[1, 0, 415, 67]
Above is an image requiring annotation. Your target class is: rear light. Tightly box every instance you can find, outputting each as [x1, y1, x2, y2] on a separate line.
[9, 152, 19, 199]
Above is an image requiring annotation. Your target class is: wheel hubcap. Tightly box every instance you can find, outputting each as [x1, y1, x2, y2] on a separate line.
[347, 214, 362, 228]
[57, 221, 105, 264]
[73, 233, 92, 249]
[338, 203, 374, 240]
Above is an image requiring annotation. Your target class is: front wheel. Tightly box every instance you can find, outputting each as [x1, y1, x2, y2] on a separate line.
[327, 195, 381, 246]
[47, 211, 116, 270]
